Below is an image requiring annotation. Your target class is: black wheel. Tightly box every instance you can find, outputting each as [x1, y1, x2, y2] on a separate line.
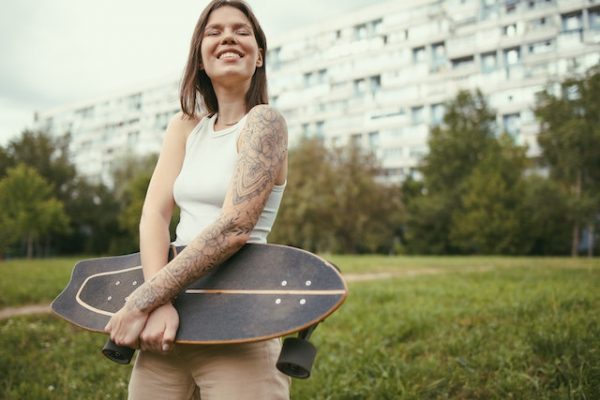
[276, 337, 317, 379]
[102, 339, 135, 364]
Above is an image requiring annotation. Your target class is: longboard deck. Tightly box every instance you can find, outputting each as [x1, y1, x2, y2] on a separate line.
[52, 244, 348, 344]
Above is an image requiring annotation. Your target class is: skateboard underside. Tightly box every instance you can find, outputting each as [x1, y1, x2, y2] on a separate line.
[52, 244, 347, 343]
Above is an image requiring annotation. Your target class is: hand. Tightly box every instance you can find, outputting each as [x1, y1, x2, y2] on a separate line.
[104, 303, 149, 349]
[139, 302, 179, 353]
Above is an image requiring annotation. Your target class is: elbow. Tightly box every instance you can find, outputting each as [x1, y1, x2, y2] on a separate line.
[217, 214, 253, 249]
[232, 232, 251, 249]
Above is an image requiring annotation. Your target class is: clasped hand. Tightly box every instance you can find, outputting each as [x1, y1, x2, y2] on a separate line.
[104, 302, 179, 353]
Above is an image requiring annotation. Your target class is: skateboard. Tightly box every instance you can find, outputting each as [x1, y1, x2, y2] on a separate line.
[51, 243, 348, 378]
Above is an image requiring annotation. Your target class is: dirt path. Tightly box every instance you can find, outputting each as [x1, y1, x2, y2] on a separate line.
[0, 304, 52, 320]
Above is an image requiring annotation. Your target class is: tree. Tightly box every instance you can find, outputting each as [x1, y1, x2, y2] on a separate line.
[449, 135, 529, 254]
[271, 138, 402, 253]
[59, 177, 120, 255]
[405, 90, 498, 254]
[109, 153, 179, 254]
[534, 66, 600, 256]
[329, 144, 403, 253]
[4, 130, 76, 201]
[0, 164, 70, 258]
[270, 138, 338, 252]
[519, 175, 571, 255]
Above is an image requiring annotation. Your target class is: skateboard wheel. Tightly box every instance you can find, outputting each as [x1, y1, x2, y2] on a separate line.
[102, 339, 135, 364]
[276, 337, 317, 379]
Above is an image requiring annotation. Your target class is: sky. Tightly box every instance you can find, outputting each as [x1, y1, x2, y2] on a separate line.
[0, 0, 383, 145]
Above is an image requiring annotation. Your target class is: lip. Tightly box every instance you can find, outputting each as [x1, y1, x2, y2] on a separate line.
[216, 48, 245, 59]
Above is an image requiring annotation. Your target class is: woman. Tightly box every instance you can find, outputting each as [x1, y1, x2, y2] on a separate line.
[104, 1, 290, 398]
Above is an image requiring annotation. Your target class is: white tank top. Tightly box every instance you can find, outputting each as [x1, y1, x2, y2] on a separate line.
[172, 113, 286, 246]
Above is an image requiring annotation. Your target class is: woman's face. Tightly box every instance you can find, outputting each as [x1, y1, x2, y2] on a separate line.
[200, 6, 263, 88]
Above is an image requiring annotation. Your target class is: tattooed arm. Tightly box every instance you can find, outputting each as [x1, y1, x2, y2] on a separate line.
[105, 105, 288, 347]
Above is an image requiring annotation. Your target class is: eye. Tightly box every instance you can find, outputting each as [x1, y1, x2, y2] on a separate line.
[236, 30, 251, 36]
[205, 29, 220, 37]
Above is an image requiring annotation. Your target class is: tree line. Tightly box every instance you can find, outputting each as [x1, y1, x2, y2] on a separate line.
[0, 67, 597, 258]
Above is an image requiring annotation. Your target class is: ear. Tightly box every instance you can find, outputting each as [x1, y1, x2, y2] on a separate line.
[256, 49, 264, 68]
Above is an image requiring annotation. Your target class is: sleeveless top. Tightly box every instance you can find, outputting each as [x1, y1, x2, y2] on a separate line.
[172, 113, 286, 246]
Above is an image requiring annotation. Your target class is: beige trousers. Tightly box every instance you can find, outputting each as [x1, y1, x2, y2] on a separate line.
[128, 339, 290, 400]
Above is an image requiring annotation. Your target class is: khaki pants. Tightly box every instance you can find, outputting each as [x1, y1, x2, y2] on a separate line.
[128, 339, 290, 399]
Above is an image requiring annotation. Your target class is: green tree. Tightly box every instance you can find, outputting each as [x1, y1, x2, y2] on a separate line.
[5, 130, 76, 201]
[405, 90, 498, 254]
[519, 175, 571, 255]
[271, 138, 402, 254]
[271, 138, 338, 252]
[449, 135, 529, 254]
[109, 153, 178, 254]
[0, 164, 70, 258]
[534, 66, 600, 256]
[330, 144, 402, 253]
[60, 177, 120, 255]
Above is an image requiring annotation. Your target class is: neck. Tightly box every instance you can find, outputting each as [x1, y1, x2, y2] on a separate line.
[212, 79, 251, 129]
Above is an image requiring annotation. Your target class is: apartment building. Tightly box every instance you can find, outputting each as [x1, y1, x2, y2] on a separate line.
[34, 0, 600, 184]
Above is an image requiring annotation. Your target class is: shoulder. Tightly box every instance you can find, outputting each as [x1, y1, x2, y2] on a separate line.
[247, 104, 286, 123]
[167, 111, 205, 141]
[245, 105, 287, 138]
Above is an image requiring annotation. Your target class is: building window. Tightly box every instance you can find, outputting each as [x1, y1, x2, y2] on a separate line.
[562, 11, 583, 32]
[503, 113, 521, 137]
[412, 46, 426, 64]
[481, 52, 498, 73]
[316, 121, 325, 138]
[431, 42, 446, 67]
[451, 55, 475, 69]
[354, 78, 367, 95]
[368, 131, 380, 147]
[411, 106, 424, 124]
[431, 104, 445, 126]
[302, 123, 310, 137]
[503, 23, 518, 36]
[355, 23, 368, 40]
[351, 134, 362, 146]
[504, 47, 521, 65]
[589, 7, 600, 30]
[505, 0, 518, 13]
[369, 75, 381, 91]
[529, 40, 554, 54]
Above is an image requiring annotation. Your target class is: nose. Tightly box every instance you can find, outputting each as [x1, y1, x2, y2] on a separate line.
[221, 30, 237, 45]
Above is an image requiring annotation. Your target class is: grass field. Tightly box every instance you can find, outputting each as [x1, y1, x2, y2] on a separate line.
[1, 256, 599, 399]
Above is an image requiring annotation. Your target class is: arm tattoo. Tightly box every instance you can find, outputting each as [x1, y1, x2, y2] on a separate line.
[127, 105, 288, 313]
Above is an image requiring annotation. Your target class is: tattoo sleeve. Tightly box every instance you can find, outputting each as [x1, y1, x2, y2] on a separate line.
[126, 105, 288, 313]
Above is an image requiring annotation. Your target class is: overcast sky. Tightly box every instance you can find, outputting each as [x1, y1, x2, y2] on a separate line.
[0, 0, 383, 145]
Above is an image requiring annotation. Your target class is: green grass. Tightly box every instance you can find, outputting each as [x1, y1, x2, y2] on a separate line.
[1, 260, 599, 399]
[0, 257, 79, 307]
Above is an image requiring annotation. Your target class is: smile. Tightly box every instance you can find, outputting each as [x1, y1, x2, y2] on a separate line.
[217, 51, 244, 60]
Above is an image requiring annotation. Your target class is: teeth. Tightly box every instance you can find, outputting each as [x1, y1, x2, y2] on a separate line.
[219, 52, 241, 59]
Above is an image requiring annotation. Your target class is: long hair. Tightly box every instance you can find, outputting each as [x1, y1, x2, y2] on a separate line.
[180, 0, 268, 118]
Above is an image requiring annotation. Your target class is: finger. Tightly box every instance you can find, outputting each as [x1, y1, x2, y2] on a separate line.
[162, 325, 177, 352]
[104, 320, 112, 333]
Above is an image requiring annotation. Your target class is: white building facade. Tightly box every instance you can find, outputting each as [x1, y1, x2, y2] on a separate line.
[35, 0, 600, 184]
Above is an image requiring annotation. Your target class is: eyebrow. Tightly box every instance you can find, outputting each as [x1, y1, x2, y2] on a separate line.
[205, 22, 252, 30]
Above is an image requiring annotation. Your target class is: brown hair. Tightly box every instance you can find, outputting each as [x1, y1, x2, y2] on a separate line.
[179, 0, 268, 118]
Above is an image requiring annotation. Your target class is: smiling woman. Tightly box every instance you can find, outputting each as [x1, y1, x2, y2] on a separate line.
[102, 0, 290, 399]
[180, 0, 269, 121]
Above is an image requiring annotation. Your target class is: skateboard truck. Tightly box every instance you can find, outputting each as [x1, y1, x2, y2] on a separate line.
[276, 323, 319, 379]
[102, 339, 135, 364]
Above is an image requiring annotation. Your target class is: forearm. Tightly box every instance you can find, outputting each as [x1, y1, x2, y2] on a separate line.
[139, 210, 172, 280]
[127, 212, 251, 313]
